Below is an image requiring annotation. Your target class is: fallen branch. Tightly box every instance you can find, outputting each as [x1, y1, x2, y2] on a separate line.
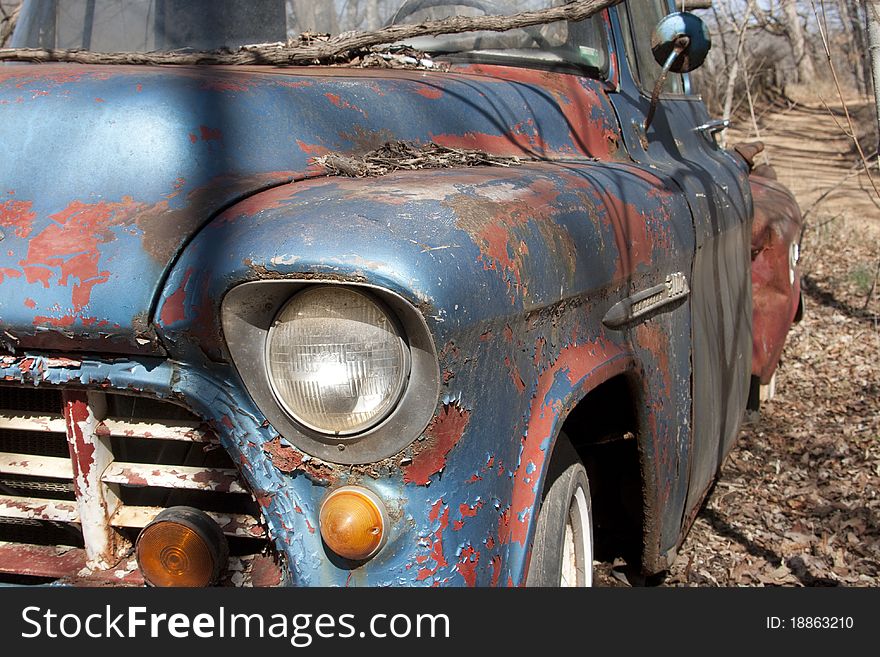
[314, 141, 521, 178]
[0, 0, 621, 66]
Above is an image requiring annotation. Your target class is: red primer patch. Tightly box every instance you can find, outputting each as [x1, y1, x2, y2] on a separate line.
[416, 503, 449, 581]
[159, 268, 192, 326]
[20, 198, 144, 320]
[503, 341, 627, 546]
[0, 268, 22, 283]
[456, 546, 480, 587]
[296, 139, 330, 156]
[324, 92, 367, 117]
[0, 200, 37, 238]
[403, 403, 471, 486]
[490, 555, 502, 586]
[199, 125, 223, 142]
[504, 356, 526, 393]
[415, 87, 443, 99]
[63, 396, 95, 494]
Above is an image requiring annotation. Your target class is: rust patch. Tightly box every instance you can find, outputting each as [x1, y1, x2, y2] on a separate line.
[455, 545, 480, 587]
[403, 403, 471, 486]
[199, 125, 222, 142]
[338, 125, 396, 152]
[445, 178, 577, 302]
[159, 268, 192, 326]
[416, 499, 449, 581]
[249, 554, 284, 587]
[504, 356, 526, 393]
[262, 437, 336, 483]
[63, 395, 95, 496]
[0, 199, 36, 238]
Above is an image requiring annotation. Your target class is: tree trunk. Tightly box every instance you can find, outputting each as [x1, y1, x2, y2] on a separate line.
[867, 0, 880, 158]
[291, 0, 339, 33]
[847, 0, 870, 94]
[840, 0, 864, 93]
[783, 1, 815, 83]
[365, 0, 381, 30]
[720, 0, 756, 146]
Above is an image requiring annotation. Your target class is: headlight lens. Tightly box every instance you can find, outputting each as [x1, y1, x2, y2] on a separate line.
[266, 286, 408, 435]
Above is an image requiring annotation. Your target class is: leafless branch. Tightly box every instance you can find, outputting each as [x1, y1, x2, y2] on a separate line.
[0, 0, 622, 66]
[0, 3, 20, 48]
[808, 0, 880, 200]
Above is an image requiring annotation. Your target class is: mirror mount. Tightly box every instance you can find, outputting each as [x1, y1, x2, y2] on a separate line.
[643, 12, 711, 133]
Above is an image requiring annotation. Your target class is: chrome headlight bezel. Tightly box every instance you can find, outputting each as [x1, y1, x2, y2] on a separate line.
[221, 280, 440, 465]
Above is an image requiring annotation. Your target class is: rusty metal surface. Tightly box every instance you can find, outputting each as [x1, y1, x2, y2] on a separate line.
[606, 6, 754, 555]
[0, 62, 621, 355]
[62, 390, 122, 568]
[749, 173, 803, 383]
[0, 3, 802, 586]
[3, 147, 698, 585]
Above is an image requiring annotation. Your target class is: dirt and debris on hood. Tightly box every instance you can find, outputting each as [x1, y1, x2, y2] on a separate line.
[313, 141, 523, 178]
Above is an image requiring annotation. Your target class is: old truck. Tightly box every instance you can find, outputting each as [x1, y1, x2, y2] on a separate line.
[0, 0, 802, 587]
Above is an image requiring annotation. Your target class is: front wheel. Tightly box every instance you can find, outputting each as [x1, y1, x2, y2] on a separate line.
[526, 432, 594, 587]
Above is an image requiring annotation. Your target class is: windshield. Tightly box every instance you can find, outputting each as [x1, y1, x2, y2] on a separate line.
[13, 0, 608, 73]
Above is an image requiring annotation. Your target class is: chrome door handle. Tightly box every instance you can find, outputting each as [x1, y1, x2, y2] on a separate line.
[694, 118, 730, 135]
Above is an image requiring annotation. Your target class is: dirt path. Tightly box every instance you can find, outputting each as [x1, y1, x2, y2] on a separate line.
[602, 97, 880, 586]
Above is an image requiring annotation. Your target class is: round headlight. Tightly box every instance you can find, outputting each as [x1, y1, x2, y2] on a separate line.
[266, 286, 409, 435]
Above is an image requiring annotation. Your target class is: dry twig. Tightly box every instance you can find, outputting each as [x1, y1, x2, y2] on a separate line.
[314, 141, 522, 178]
[0, 3, 20, 48]
[0, 0, 621, 66]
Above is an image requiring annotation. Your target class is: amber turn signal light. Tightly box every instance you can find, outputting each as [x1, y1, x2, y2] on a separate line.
[319, 486, 387, 561]
[136, 506, 229, 587]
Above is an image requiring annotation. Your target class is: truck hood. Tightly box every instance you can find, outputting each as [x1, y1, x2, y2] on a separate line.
[0, 63, 618, 354]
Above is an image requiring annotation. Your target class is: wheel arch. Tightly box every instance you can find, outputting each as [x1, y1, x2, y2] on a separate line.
[514, 362, 666, 585]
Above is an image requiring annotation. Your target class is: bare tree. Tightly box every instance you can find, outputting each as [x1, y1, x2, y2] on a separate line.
[365, 0, 382, 30]
[782, 0, 816, 83]
[719, 0, 757, 145]
[291, 0, 341, 33]
[868, 0, 880, 160]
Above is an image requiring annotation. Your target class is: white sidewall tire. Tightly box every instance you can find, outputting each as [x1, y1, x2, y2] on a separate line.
[526, 432, 594, 587]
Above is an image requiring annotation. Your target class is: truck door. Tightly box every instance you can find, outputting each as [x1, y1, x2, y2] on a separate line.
[606, 1, 754, 523]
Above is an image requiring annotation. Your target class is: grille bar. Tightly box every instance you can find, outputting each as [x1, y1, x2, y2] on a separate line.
[101, 418, 217, 443]
[0, 384, 268, 583]
[102, 462, 246, 493]
[0, 452, 73, 479]
[0, 541, 87, 578]
[0, 412, 67, 433]
[0, 495, 80, 522]
[110, 505, 265, 539]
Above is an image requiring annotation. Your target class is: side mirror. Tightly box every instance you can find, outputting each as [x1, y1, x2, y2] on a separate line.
[651, 11, 712, 73]
[644, 11, 711, 132]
